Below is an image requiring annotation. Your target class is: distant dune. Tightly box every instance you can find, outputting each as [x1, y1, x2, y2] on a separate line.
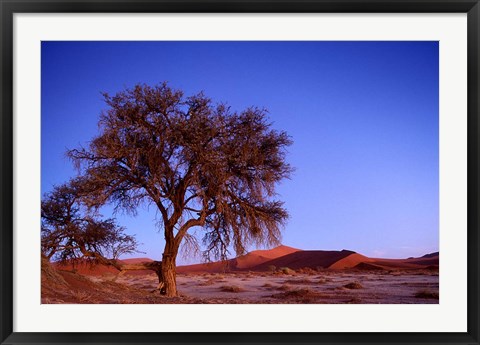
[251, 249, 355, 271]
[177, 247, 438, 273]
[54, 257, 155, 276]
[176, 245, 300, 273]
[54, 261, 119, 276]
[228, 245, 300, 269]
[52, 246, 438, 276]
[421, 252, 439, 258]
[121, 257, 154, 264]
[328, 253, 375, 269]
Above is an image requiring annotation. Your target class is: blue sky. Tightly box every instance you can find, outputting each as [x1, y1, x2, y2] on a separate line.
[41, 41, 439, 263]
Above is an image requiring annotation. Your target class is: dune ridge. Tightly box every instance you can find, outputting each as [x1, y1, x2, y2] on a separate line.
[176, 245, 300, 273]
[53, 245, 439, 276]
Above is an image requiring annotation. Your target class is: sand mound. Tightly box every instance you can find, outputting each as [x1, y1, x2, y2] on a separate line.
[353, 262, 386, 271]
[177, 245, 300, 273]
[121, 258, 154, 264]
[252, 250, 355, 271]
[54, 260, 120, 276]
[233, 245, 300, 269]
[405, 255, 439, 266]
[366, 259, 425, 270]
[421, 252, 439, 259]
[328, 253, 374, 269]
[42, 256, 68, 288]
[249, 245, 301, 259]
[53, 257, 159, 277]
[230, 254, 272, 270]
[119, 258, 156, 276]
[177, 260, 233, 274]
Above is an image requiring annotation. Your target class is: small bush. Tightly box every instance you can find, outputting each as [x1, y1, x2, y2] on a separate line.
[346, 297, 362, 304]
[415, 290, 439, 299]
[344, 282, 363, 289]
[297, 267, 317, 275]
[277, 284, 292, 291]
[280, 267, 296, 275]
[220, 285, 244, 293]
[267, 265, 277, 272]
[283, 278, 314, 285]
[199, 278, 216, 286]
[271, 288, 325, 303]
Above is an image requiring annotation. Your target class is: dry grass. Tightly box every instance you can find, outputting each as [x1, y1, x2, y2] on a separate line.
[346, 297, 363, 304]
[296, 267, 317, 275]
[71, 290, 92, 302]
[199, 278, 225, 286]
[283, 278, 315, 285]
[219, 285, 245, 293]
[41, 256, 68, 287]
[415, 290, 439, 299]
[276, 284, 292, 291]
[271, 288, 325, 303]
[43, 260, 439, 304]
[343, 282, 363, 289]
[279, 267, 296, 275]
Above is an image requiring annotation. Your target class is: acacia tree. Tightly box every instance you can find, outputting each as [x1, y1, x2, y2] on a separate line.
[68, 83, 293, 297]
[41, 179, 139, 268]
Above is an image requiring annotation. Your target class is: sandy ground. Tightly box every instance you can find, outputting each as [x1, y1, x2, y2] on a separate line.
[42, 248, 439, 304]
[102, 270, 439, 304]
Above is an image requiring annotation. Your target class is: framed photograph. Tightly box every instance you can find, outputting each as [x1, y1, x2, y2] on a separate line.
[1, 0, 479, 344]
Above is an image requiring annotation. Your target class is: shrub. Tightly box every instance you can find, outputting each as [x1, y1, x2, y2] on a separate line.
[280, 267, 296, 275]
[277, 284, 292, 291]
[220, 285, 244, 293]
[415, 290, 439, 299]
[283, 278, 314, 285]
[267, 265, 277, 272]
[271, 288, 325, 303]
[297, 267, 317, 275]
[343, 282, 363, 289]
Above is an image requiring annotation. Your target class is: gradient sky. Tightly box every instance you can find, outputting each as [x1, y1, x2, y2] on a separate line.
[41, 41, 439, 263]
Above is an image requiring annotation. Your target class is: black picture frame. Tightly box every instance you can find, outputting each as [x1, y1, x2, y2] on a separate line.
[1, 1, 479, 344]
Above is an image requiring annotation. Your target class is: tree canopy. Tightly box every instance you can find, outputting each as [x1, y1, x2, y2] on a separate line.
[67, 83, 293, 296]
[41, 178, 139, 268]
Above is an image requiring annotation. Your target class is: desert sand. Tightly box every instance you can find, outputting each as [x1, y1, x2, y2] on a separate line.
[42, 246, 439, 304]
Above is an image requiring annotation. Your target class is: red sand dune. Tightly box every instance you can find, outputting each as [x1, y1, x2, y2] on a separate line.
[176, 249, 438, 273]
[53, 248, 439, 276]
[420, 252, 439, 259]
[121, 257, 154, 264]
[251, 250, 356, 271]
[348, 252, 439, 271]
[119, 257, 156, 275]
[353, 262, 386, 271]
[231, 245, 300, 269]
[176, 245, 300, 273]
[176, 260, 231, 274]
[364, 252, 439, 270]
[54, 257, 156, 277]
[54, 261, 120, 276]
[179, 248, 439, 273]
[404, 256, 439, 266]
[328, 253, 375, 269]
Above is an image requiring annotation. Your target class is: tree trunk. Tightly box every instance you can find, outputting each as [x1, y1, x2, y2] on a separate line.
[160, 251, 178, 297]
